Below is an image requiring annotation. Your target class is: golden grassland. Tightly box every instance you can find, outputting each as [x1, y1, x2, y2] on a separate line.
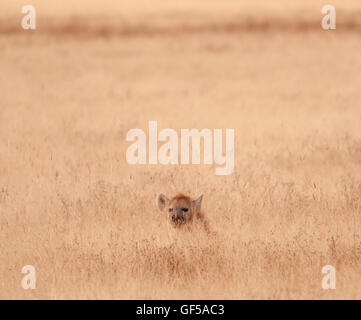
[1, 2, 361, 299]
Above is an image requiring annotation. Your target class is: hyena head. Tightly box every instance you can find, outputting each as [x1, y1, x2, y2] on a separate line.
[156, 193, 203, 227]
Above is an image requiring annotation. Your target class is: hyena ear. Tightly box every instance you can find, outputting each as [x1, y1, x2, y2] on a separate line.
[156, 193, 170, 211]
[192, 195, 203, 214]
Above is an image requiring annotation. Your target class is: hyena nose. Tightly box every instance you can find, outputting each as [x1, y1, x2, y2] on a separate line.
[171, 211, 184, 223]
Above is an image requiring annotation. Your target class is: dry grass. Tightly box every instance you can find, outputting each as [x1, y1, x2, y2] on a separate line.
[1, 1, 361, 299]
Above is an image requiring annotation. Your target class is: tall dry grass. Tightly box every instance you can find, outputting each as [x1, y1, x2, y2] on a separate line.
[0, 1, 361, 299]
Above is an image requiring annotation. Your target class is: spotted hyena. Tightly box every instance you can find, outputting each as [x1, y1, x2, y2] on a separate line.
[156, 193, 210, 232]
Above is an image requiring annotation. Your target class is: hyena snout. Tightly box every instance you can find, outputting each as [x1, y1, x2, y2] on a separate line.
[170, 208, 189, 224]
[171, 213, 184, 224]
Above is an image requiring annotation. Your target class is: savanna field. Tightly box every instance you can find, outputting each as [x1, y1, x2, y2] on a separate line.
[0, 1, 361, 299]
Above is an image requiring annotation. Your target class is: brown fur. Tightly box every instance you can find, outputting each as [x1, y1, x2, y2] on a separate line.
[156, 193, 210, 233]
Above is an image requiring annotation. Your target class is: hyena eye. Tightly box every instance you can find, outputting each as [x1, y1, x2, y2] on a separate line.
[168, 208, 173, 212]
[182, 208, 189, 212]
